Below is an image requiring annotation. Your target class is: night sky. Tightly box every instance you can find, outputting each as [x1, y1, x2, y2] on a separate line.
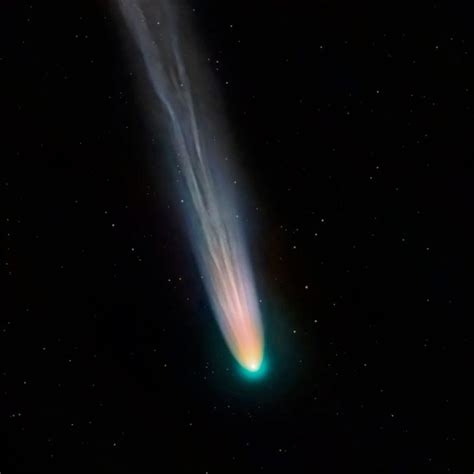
[2, 1, 473, 472]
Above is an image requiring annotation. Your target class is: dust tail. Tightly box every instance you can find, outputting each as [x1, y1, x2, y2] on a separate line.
[116, 0, 264, 372]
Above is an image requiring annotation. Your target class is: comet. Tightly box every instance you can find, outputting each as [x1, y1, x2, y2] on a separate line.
[116, 0, 265, 372]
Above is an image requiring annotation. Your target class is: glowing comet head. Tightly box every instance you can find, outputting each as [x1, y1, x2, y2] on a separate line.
[239, 356, 268, 381]
[239, 346, 264, 373]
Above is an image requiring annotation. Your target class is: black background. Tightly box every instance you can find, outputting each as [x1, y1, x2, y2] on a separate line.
[2, 1, 473, 472]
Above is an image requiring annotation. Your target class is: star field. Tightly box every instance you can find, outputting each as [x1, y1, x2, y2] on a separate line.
[2, 1, 473, 472]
